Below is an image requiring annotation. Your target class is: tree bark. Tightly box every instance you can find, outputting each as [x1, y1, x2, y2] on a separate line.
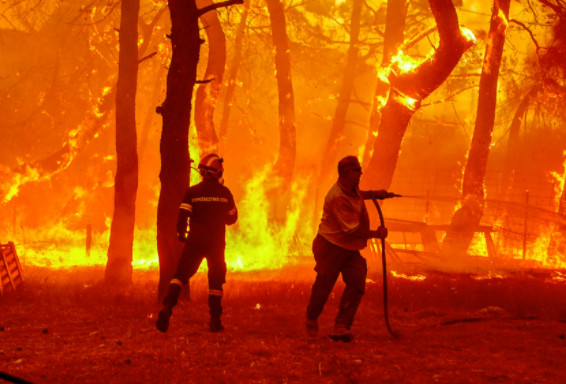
[266, 0, 296, 190]
[317, 0, 362, 194]
[362, 0, 407, 169]
[361, 0, 474, 190]
[156, 0, 200, 301]
[194, 0, 227, 154]
[219, 0, 249, 142]
[105, 0, 139, 288]
[441, 0, 511, 257]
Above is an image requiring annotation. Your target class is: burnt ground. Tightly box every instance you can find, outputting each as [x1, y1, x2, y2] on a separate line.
[1, 265, 566, 384]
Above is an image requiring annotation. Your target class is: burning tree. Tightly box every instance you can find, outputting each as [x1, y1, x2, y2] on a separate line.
[361, 0, 475, 191]
[441, 0, 512, 257]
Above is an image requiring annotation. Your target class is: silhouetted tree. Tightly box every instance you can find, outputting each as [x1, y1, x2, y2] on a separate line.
[361, 0, 474, 191]
[106, 0, 140, 288]
[362, 0, 407, 168]
[441, 0, 511, 257]
[156, 0, 242, 302]
[194, 0, 227, 154]
[266, 0, 296, 192]
[219, 0, 249, 143]
[317, 0, 363, 197]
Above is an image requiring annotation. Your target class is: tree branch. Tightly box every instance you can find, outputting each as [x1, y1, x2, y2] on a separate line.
[197, 0, 244, 17]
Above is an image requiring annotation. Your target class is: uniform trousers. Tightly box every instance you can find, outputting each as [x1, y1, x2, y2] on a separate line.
[306, 234, 367, 328]
[163, 240, 227, 318]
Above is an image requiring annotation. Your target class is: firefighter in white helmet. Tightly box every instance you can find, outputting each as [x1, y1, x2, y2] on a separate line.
[156, 153, 238, 333]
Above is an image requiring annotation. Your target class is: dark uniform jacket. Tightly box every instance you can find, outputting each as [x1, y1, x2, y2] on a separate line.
[176, 179, 238, 246]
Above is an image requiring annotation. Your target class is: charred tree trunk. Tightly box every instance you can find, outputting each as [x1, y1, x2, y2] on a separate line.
[361, 0, 474, 190]
[156, 0, 200, 302]
[317, 0, 362, 194]
[156, 0, 242, 302]
[105, 0, 139, 288]
[441, 0, 511, 257]
[194, 0, 227, 154]
[219, 0, 249, 142]
[362, 0, 407, 168]
[266, 0, 296, 191]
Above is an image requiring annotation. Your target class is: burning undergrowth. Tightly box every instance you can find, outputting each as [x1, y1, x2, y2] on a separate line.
[2, 265, 566, 383]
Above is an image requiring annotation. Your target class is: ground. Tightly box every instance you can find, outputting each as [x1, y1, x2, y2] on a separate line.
[1, 265, 566, 384]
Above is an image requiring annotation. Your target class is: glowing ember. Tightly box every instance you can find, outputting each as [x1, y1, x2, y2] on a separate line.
[472, 273, 504, 281]
[390, 271, 427, 281]
[550, 271, 566, 282]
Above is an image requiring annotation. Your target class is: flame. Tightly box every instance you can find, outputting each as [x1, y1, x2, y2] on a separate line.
[472, 273, 504, 280]
[10, 164, 313, 272]
[551, 271, 566, 282]
[460, 26, 477, 45]
[549, 151, 566, 208]
[225, 164, 313, 271]
[0, 163, 41, 204]
[391, 270, 427, 281]
[391, 50, 421, 74]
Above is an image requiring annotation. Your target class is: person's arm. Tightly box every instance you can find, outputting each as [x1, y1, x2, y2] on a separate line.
[176, 192, 192, 242]
[360, 189, 400, 200]
[225, 190, 238, 225]
[352, 225, 388, 240]
[332, 197, 388, 239]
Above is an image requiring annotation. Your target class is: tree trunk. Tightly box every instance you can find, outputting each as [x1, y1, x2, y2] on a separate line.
[105, 0, 139, 288]
[362, 0, 407, 169]
[194, 0, 227, 154]
[547, 173, 566, 265]
[156, 0, 200, 302]
[266, 0, 296, 190]
[218, 0, 249, 142]
[317, 0, 362, 196]
[441, 0, 511, 257]
[361, 0, 474, 190]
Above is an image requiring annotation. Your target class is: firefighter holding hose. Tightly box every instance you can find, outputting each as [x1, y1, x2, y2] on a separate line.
[306, 155, 398, 342]
[156, 153, 238, 333]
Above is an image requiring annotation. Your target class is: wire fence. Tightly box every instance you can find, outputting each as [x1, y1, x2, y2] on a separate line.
[375, 167, 566, 267]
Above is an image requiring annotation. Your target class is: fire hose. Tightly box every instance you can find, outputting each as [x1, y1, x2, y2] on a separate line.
[371, 194, 402, 338]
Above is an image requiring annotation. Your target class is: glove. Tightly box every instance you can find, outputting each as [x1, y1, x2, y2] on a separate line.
[370, 190, 401, 200]
[375, 226, 388, 239]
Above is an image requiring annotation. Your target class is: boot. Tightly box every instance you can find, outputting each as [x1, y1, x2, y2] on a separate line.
[208, 292, 223, 332]
[210, 316, 224, 333]
[328, 324, 353, 343]
[156, 306, 172, 333]
[156, 282, 182, 333]
[306, 316, 318, 337]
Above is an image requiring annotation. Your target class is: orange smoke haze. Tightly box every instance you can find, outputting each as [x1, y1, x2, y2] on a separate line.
[1, 0, 565, 274]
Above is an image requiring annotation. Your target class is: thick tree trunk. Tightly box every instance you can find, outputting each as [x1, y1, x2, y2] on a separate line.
[362, 0, 407, 169]
[361, 0, 474, 190]
[218, 0, 249, 142]
[194, 0, 226, 154]
[317, 0, 362, 195]
[105, 0, 139, 288]
[441, 0, 511, 257]
[156, 0, 200, 301]
[266, 0, 296, 189]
